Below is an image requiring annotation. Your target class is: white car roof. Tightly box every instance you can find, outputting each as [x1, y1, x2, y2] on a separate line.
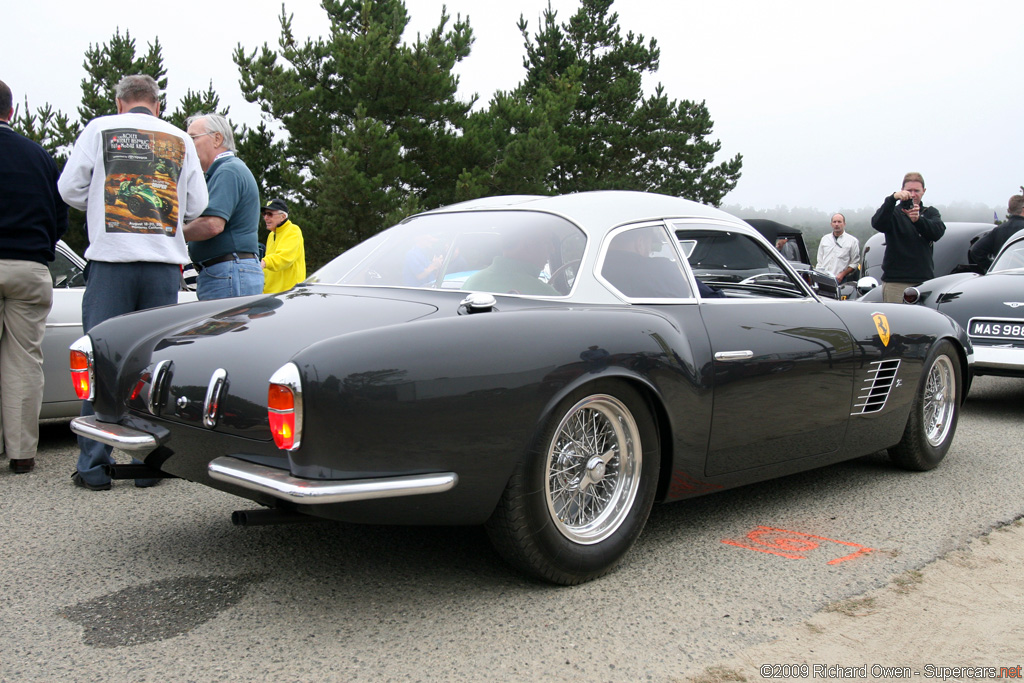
[422, 190, 747, 236]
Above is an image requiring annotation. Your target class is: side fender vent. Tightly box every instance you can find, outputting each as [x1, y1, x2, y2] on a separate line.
[853, 359, 901, 414]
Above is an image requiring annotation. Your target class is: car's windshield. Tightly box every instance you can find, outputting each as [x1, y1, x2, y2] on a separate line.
[310, 211, 587, 296]
[990, 238, 1024, 273]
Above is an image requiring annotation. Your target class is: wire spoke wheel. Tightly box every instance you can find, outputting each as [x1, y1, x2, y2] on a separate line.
[545, 394, 641, 544]
[485, 381, 658, 584]
[890, 340, 961, 471]
[922, 354, 956, 447]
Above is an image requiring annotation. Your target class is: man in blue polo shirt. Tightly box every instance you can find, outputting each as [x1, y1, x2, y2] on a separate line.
[183, 113, 263, 299]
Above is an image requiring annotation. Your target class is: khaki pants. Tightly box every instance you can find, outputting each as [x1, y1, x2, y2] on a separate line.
[882, 281, 918, 304]
[0, 260, 53, 459]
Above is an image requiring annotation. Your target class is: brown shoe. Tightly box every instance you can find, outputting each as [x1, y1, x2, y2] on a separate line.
[10, 458, 35, 474]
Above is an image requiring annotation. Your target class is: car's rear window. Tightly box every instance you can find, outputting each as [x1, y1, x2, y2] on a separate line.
[310, 211, 587, 297]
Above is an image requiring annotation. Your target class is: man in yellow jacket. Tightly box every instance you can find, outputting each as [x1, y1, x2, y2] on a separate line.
[260, 198, 306, 293]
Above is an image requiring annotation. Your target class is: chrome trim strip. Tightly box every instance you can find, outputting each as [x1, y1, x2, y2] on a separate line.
[208, 456, 458, 505]
[203, 368, 228, 429]
[70, 416, 158, 453]
[853, 359, 901, 415]
[714, 350, 753, 361]
[148, 360, 173, 416]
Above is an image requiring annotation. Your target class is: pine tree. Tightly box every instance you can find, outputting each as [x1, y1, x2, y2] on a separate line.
[233, 0, 475, 263]
[11, 100, 73, 156]
[454, 70, 580, 201]
[166, 83, 227, 130]
[517, 0, 742, 205]
[306, 106, 420, 263]
[77, 29, 168, 124]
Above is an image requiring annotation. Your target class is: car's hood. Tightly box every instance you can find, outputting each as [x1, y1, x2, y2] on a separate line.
[933, 272, 1024, 325]
[104, 287, 439, 438]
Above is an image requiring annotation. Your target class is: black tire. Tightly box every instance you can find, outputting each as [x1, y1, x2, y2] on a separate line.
[485, 380, 660, 585]
[889, 340, 961, 471]
[126, 194, 146, 218]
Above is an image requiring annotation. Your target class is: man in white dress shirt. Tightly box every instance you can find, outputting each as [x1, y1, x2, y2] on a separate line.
[816, 213, 860, 283]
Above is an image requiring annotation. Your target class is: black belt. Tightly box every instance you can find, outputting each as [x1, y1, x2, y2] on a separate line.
[194, 252, 257, 272]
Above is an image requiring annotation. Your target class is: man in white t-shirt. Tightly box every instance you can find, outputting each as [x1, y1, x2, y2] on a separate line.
[816, 213, 861, 283]
[58, 74, 208, 491]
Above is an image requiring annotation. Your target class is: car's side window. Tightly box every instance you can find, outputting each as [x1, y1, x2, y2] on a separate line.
[48, 249, 85, 288]
[599, 225, 693, 300]
[674, 226, 805, 299]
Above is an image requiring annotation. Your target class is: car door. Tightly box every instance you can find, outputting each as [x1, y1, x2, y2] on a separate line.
[675, 223, 857, 476]
[42, 242, 87, 417]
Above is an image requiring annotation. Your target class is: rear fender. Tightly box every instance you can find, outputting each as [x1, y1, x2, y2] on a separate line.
[288, 306, 710, 502]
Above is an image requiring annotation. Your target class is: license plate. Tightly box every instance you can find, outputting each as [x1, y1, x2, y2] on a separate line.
[968, 318, 1024, 340]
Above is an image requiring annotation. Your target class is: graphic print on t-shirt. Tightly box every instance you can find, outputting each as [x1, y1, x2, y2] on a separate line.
[101, 128, 184, 235]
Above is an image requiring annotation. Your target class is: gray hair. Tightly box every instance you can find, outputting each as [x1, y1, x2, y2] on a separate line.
[115, 74, 160, 105]
[186, 113, 235, 152]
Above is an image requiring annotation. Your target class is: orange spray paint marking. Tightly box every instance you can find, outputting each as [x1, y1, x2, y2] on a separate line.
[722, 526, 874, 565]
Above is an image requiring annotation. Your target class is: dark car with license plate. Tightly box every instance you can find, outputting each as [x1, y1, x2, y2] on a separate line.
[69, 191, 972, 584]
[856, 222, 995, 301]
[901, 228, 1024, 381]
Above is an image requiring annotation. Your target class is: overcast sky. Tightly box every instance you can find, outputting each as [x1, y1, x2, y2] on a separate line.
[6, 0, 1023, 215]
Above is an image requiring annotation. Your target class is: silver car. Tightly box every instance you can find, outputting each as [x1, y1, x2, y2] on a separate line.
[42, 241, 196, 418]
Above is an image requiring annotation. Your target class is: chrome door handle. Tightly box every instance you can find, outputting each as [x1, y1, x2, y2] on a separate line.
[714, 350, 753, 361]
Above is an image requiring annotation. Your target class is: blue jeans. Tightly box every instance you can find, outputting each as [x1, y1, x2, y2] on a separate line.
[196, 257, 264, 300]
[77, 261, 180, 486]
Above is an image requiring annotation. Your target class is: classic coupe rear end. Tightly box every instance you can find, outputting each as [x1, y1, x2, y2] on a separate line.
[70, 191, 974, 585]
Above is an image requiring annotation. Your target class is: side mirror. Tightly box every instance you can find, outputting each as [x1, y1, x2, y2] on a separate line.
[799, 269, 840, 299]
[856, 276, 879, 296]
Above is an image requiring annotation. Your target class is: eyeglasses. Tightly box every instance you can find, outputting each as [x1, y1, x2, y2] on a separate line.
[189, 132, 216, 140]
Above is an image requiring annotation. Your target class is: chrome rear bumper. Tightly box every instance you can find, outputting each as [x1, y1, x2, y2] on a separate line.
[70, 416, 459, 505]
[70, 416, 158, 453]
[208, 456, 458, 505]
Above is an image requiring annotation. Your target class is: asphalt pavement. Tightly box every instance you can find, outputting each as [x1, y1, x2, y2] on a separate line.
[1, 375, 1022, 682]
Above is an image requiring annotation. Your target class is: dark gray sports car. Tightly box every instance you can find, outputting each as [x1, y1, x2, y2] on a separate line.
[902, 227, 1024, 380]
[855, 221, 995, 302]
[69, 191, 973, 584]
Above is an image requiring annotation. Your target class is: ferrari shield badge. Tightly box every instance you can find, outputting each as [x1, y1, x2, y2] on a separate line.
[872, 313, 891, 347]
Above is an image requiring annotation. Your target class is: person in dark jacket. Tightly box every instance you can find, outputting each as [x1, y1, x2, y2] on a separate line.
[969, 190, 1024, 271]
[0, 78, 69, 474]
[870, 171, 946, 303]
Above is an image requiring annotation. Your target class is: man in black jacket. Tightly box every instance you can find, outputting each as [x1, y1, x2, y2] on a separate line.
[969, 190, 1024, 271]
[870, 172, 946, 303]
[0, 78, 69, 474]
